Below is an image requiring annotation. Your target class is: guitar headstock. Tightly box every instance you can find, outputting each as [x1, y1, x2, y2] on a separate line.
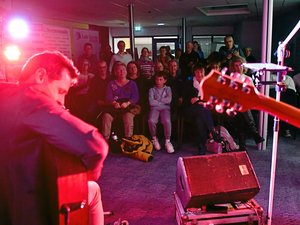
[200, 70, 261, 115]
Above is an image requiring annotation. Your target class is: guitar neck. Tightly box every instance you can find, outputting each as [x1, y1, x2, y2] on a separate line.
[255, 94, 300, 128]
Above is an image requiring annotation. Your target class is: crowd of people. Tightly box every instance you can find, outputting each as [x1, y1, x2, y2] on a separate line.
[65, 35, 294, 154]
[1, 34, 298, 225]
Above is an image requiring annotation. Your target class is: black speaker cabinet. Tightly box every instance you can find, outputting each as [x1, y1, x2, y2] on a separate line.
[176, 152, 260, 208]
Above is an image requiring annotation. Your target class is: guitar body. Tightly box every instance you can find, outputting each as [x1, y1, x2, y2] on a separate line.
[43, 144, 89, 225]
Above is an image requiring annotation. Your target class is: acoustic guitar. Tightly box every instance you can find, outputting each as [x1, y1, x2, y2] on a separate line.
[200, 70, 300, 128]
[44, 143, 89, 225]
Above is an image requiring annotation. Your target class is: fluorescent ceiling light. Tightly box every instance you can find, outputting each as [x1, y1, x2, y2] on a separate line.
[153, 36, 177, 39]
[197, 4, 250, 16]
[135, 26, 142, 31]
[157, 23, 165, 26]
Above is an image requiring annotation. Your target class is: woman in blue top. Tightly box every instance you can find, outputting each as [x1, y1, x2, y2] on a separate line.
[101, 61, 139, 140]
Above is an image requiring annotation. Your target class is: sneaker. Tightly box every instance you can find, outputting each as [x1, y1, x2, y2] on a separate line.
[152, 138, 161, 151]
[165, 140, 175, 154]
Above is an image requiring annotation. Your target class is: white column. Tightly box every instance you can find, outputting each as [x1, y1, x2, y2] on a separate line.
[128, 3, 136, 60]
[181, 18, 186, 52]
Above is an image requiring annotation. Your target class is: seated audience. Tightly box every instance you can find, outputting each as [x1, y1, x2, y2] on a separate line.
[166, 59, 183, 139]
[269, 72, 298, 137]
[182, 64, 222, 155]
[100, 44, 114, 67]
[66, 59, 94, 121]
[243, 47, 257, 63]
[293, 72, 300, 94]
[0, 51, 108, 225]
[137, 47, 154, 80]
[174, 48, 182, 66]
[127, 61, 151, 115]
[101, 61, 139, 140]
[148, 72, 174, 153]
[206, 60, 221, 74]
[87, 60, 111, 125]
[166, 45, 175, 59]
[193, 41, 204, 59]
[227, 56, 264, 150]
[154, 61, 165, 74]
[155, 46, 171, 73]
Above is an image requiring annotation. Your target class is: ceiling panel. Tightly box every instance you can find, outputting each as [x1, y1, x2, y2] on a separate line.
[1, 0, 299, 27]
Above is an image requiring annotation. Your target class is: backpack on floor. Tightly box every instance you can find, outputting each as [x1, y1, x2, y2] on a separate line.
[206, 125, 239, 153]
[121, 135, 153, 162]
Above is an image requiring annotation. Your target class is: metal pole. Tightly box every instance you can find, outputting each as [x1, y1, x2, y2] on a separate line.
[259, 0, 273, 151]
[262, 1, 276, 223]
[128, 3, 136, 60]
[181, 18, 186, 52]
[267, 19, 300, 225]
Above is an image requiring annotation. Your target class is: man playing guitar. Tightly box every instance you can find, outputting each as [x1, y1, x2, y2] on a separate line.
[0, 51, 108, 225]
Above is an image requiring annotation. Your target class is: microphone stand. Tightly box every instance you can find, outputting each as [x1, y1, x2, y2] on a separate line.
[267, 20, 300, 225]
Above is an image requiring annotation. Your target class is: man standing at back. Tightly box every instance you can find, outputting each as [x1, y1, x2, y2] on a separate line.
[0, 51, 108, 225]
[179, 41, 201, 81]
[219, 35, 245, 69]
[109, 40, 133, 73]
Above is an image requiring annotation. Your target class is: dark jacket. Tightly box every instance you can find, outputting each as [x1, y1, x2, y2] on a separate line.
[182, 79, 199, 108]
[0, 83, 108, 225]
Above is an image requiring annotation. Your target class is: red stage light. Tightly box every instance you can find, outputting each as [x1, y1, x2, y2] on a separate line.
[4, 45, 21, 61]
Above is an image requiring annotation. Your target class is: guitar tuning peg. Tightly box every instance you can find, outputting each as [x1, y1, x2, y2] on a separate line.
[217, 76, 226, 85]
[203, 101, 214, 110]
[241, 86, 251, 94]
[226, 108, 237, 117]
[222, 99, 231, 107]
[229, 80, 238, 90]
[209, 96, 218, 104]
[233, 103, 242, 111]
[215, 103, 224, 113]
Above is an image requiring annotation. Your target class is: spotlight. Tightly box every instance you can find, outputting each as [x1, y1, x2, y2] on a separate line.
[4, 45, 21, 61]
[7, 18, 29, 39]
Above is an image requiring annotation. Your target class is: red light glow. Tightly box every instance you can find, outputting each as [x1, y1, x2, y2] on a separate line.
[4, 45, 21, 61]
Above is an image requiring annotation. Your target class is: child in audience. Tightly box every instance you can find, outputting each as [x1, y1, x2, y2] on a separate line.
[148, 72, 174, 153]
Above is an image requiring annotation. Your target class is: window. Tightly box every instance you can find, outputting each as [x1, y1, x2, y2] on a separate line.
[193, 35, 226, 58]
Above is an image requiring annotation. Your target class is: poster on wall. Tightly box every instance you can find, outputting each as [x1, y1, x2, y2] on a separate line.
[73, 29, 100, 63]
[2, 22, 72, 81]
[29, 23, 72, 58]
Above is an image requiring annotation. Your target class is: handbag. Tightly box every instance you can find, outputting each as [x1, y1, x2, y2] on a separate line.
[116, 98, 141, 115]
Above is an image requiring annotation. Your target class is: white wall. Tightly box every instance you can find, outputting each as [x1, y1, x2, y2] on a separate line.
[110, 25, 233, 40]
[239, 20, 262, 61]
[192, 26, 234, 36]
[110, 26, 180, 37]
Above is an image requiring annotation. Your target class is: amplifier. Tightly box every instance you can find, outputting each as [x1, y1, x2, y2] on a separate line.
[176, 152, 260, 208]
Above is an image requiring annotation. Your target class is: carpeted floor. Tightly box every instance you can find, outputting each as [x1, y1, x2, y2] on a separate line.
[99, 131, 300, 225]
